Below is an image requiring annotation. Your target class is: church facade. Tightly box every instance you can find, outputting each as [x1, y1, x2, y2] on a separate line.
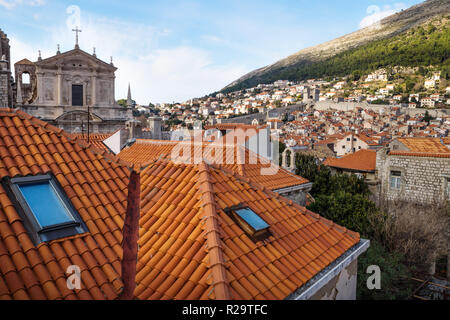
[14, 41, 133, 133]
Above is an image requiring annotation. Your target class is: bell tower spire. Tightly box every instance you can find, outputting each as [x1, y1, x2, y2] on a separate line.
[127, 83, 133, 108]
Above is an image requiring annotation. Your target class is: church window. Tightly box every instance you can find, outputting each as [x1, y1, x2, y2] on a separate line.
[22, 72, 30, 84]
[72, 84, 83, 106]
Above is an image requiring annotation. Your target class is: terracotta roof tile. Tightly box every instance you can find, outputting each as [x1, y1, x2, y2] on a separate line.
[68, 133, 113, 153]
[118, 140, 309, 190]
[324, 149, 376, 172]
[391, 138, 450, 157]
[0, 109, 128, 300]
[134, 158, 360, 300]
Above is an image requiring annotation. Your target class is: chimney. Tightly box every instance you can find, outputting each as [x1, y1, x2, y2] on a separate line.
[125, 120, 142, 140]
[119, 170, 140, 300]
[148, 117, 162, 140]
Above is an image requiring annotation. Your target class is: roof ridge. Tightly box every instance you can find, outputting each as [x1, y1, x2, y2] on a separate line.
[197, 162, 231, 300]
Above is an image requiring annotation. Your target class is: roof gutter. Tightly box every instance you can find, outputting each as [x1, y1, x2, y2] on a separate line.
[287, 239, 370, 300]
[273, 182, 313, 194]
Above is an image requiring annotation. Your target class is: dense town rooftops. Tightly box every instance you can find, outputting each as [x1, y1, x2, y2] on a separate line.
[0, 108, 361, 300]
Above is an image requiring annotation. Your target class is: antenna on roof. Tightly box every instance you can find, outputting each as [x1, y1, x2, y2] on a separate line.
[57, 44, 60, 55]
[38, 50, 42, 61]
[93, 47, 96, 57]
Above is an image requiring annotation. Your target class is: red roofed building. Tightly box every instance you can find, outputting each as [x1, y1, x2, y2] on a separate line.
[323, 150, 379, 195]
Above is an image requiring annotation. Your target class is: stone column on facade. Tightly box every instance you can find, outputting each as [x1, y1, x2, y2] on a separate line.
[56, 66, 62, 106]
[91, 70, 97, 107]
[290, 149, 296, 171]
[83, 79, 89, 107]
[36, 69, 43, 105]
[112, 75, 116, 105]
[281, 150, 287, 167]
[16, 76, 22, 105]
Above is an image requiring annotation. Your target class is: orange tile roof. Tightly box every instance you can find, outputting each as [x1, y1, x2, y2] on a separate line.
[443, 137, 450, 145]
[118, 140, 309, 190]
[135, 159, 360, 300]
[0, 109, 130, 300]
[390, 138, 450, 158]
[323, 150, 376, 172]
[68, 133, 113, 153]
[0, 109, 361, 300]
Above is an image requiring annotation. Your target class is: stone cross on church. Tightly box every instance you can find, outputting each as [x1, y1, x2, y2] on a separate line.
[72, 27, 82, 49]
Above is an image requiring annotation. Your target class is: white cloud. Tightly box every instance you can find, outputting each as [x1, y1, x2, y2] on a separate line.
[201, 35, 229, 45]
[10, 9, 249, 104]
[116, 47, 248, 104]
[0, 0, 21, 9]
[29, 0, 45, 6]
[359, 3, 407, 29]
[0, 0, 45, 9]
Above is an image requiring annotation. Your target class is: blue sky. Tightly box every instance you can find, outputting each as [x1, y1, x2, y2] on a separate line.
[0, 0, 423, 104]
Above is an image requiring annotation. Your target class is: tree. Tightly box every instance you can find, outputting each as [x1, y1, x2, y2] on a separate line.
[424, 110, 434, 124]
[279, 141, 286, 164]
[307, 191, 378, 236]
[117, 99, 127, 107]
[405, 79, 415, 93]
[294, 154, 321, 183]
[118, 98, 136, 107]
[357, 241, 414, 300]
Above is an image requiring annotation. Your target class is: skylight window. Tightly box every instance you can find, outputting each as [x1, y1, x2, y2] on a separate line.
[2, 174, 88, 244]
[18, 182, 73, 228]
[224, 204, 271, 241]
[235, 208, 269, 231]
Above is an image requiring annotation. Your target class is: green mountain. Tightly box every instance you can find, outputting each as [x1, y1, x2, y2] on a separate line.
[222, 0, 450, 93]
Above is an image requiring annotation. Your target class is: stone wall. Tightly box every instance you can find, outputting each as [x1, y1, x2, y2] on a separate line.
[280, 190, 307, 207]
[313, 101, 449, 117]
[376, 149, 450, 205]
[217, 104, 304, 125]
[15, 61, 37, 105]
[0, 29, 12, 108]
[310, 259, 358, 300]
[0, 61, 9, 108]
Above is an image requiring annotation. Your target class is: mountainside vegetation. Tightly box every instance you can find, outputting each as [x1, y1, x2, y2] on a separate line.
[223, 18, 450, 93]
